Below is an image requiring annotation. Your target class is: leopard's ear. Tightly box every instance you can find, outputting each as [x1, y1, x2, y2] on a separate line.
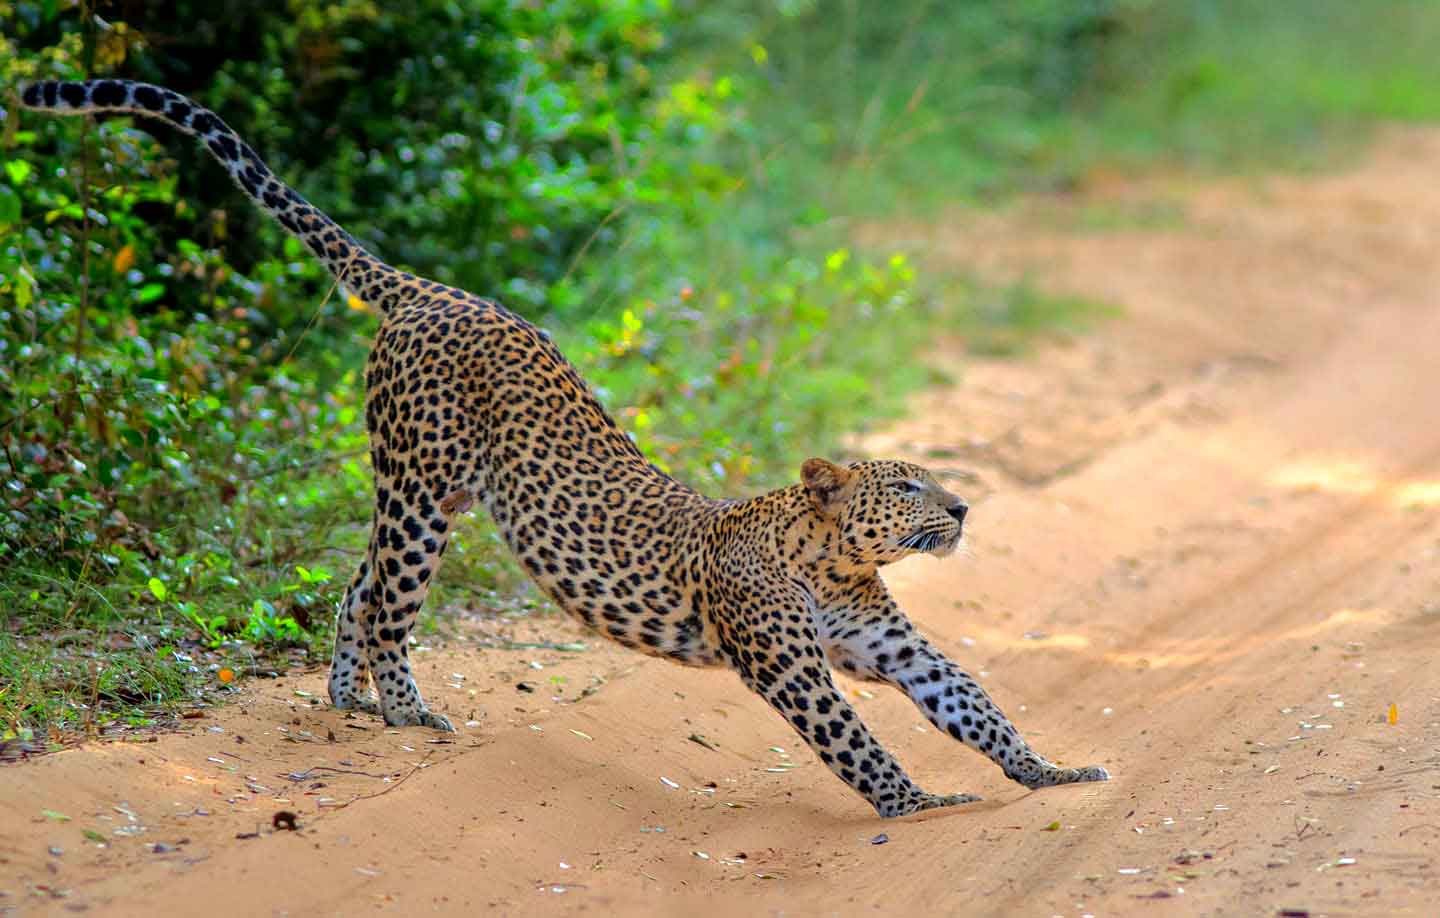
[801, 458, 856, 517]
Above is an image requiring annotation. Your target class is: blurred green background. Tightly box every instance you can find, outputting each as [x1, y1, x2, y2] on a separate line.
[3, 0, 1438, 736]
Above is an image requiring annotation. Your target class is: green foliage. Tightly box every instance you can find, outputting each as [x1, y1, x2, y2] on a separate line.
[564, 250, 929, 483]
[108, 0, 681, 316]
[241, 600, 305, 650]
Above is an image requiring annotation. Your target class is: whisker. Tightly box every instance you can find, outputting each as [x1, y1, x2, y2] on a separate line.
[900, 528, 952, 552]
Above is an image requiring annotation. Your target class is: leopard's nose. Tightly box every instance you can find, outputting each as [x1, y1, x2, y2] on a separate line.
[947, 503, 968, 525]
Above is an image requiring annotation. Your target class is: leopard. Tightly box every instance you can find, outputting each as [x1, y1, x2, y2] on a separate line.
[19, 79, 1108, 817]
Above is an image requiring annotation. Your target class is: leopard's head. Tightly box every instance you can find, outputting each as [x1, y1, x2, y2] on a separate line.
[801, 457, 968, 566]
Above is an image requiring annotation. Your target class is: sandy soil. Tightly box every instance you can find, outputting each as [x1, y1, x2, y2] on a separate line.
[5, 130, 1440, 917]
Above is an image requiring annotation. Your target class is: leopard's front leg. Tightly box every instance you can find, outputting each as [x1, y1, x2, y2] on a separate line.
[715, 598, 979, 817]
[893, 642, 1110, 788]
[819, 578, 1109, 790]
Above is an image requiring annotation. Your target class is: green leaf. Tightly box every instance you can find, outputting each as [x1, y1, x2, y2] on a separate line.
[147, 578, 168, 601]
[4, 160, 32, 184]
[82, 829, 107, 843]
[0, 185, 20, 226]
[45, 203, 83, 222]
[135, 282, 166, 304]
[296, 565, 332, 584]
[42, 809, 71, 822]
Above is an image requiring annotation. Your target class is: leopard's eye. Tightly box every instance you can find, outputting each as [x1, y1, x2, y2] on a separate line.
[889, 480, 922, 495]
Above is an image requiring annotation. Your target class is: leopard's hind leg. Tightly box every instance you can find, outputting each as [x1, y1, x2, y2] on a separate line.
[819, 577, 1109, 793]
[360, 470, 460, 731]
[344, 315, 487, 731]
[328, 539, 381, 715]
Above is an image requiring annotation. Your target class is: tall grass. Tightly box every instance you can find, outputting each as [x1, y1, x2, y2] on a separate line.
[1075, 0, 1440, 171]
[683, 0, 1440, 232]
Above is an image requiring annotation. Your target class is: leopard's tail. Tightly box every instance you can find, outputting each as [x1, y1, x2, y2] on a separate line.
[19, 79, 415, 315]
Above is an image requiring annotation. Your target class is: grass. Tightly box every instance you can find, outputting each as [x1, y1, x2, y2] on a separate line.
[1076, 0, 1440, 173]
[0, 635, 194, 740]
[0, 521, 343, 741]
[709, 0, 1440, 229]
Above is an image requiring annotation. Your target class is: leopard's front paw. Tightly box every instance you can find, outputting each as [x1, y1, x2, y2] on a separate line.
[417, 709, 455, 732]
[890, 791, 982, 818]
[382, 706, 455, 732]
[1011, 759, 1111, 789]
[1042, 764, 1109, 786]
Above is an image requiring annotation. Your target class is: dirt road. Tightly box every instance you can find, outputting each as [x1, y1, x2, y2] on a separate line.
[4, 131, 1440, 917]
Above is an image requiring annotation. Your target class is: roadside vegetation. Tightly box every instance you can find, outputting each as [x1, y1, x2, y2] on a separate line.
[4, 0, 1438, 743]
